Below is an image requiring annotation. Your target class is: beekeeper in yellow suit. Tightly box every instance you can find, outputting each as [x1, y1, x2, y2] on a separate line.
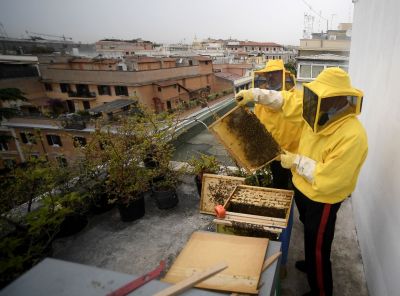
[236, 67, 368, 296]
[253, 59, 302, 189]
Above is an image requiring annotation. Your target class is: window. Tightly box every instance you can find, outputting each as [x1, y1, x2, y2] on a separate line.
[60, 83, 70, 93]
[312, 65, 324, 78]
[56, 156, 68, 167]
[299, 64, 312, 79]
[46, 134, 62, 147]
[205, 61, 209, 65]
[0, 140, 8, 151]
[76, 84, 90, 96]
[20, 132, 37, 144]
[73, 136, 87, 147]
[115, 86, 128, 96]
[166, 100, 172, 110]
[83, 101, 91, 110]
[98, 85, 111, 95]
[158, 87, 162, 92]
[189, 60, 193, 66]
[44, 83, 53, 91]
[66, 100, 75, 113]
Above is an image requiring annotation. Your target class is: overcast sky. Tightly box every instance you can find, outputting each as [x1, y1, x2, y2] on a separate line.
[0, 0, 353, 45]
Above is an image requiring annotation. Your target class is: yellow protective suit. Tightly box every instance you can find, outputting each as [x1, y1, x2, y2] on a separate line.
[253, 60, 302, 153]
[281, 68, 368, 204]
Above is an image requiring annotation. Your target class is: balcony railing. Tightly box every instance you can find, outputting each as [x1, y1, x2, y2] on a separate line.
[68, 91, 97, 98]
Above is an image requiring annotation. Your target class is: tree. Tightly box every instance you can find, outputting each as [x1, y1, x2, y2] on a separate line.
[0, 88, 27, 143]
[0, 88, 27, 119]
[284, 61, 297, 76]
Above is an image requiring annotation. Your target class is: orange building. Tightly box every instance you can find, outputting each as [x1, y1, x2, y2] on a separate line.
[39, 55, 216, 113]
[1, 117, 93, 170]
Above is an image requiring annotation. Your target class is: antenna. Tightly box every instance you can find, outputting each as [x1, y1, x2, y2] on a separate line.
[0, 22, 8, 38]
[301, 0, 329, 33]
[303, 13, 314, 39]
[330, 14, 336, 30]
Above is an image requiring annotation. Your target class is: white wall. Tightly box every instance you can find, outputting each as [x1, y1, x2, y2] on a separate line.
[349, 1, 400, 295]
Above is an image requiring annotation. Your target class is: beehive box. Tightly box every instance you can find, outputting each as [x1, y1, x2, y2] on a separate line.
[199, 173, 245, 215]
[214, 184, 294, 240]
[208, 106, 281, 173]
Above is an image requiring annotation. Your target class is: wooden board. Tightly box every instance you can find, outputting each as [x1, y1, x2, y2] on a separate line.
[162, 231, 268, 294]
[208, 106, 281, 173]
[200, 173, 245, 215]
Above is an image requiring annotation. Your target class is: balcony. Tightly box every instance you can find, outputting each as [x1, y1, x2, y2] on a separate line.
[67, 91, 97, 99]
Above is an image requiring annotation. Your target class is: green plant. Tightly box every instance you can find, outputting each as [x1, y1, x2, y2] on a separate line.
[136, 107, 182, 190]
[0, 158, 75, 287]
[244, 167, 273, 187]
[83, 121, 151, 206]
[0, 88, 27, 118]
[187, 153, 221, 176]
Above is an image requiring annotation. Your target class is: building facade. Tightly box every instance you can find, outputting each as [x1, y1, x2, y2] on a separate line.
[95, 39, 154, 58]
[38, 55, 216, 113]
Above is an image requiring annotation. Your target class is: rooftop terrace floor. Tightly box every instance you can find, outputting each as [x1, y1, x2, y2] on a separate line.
[52, 175, 368, 295]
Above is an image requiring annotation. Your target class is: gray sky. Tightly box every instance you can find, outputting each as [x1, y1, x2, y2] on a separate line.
[0, 0, 353, 45]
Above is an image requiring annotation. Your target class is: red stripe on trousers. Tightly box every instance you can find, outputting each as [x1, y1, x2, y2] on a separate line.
[316, 204, 331, 296]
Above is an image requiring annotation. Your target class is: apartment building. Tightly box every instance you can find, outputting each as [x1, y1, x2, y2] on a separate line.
[0, 55, 47, 113]
[0, 116, 92, 170]
[296, 23, 352, 82]
[298, 25, 351, 57]
[39, 55, 215, 114]
[95, 38, 153, 58]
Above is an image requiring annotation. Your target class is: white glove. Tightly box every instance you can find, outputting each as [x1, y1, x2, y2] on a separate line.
[280, 151, 316, 183]
[253, 88, 283, 110]
[293, 154, 316, 183]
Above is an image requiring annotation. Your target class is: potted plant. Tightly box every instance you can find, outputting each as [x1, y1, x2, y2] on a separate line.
[84, 114, 152, 222]
[187, 153, 221, 196]
[0, 156, 71, 287]
[74, 159, 114, 215]
[151, 167, 180, 209]
[243, 167, 273, 188]
[134, 107, 181, 209]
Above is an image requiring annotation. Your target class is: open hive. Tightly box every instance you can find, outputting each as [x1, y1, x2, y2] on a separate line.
[214, 184, 294, 240]
[208, 106, 281, 173]
[199, 173, 245, 215]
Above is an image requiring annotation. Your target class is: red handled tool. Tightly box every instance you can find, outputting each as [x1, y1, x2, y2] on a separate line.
[106, 260, 165, 296]
[214, 186, 238, 218]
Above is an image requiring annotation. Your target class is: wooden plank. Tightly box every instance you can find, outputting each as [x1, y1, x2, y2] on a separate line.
[213, 219, 283, 234]
[162, 231, 268, 294]
[154, 262, 228, 296]
[226, 211, 287, 223]
[199, 174, 245, 215]
[261, 252, 282, 272]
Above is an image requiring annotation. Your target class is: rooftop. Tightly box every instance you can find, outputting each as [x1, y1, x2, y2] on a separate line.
[88, 99, 137, 114]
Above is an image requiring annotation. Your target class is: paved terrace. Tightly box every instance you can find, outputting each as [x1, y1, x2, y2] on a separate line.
[52, 130, 368, 296]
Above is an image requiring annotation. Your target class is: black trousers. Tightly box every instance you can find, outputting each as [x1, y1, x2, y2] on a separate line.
[270, 160, 291, 190]
[294, 187, 341, 296]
